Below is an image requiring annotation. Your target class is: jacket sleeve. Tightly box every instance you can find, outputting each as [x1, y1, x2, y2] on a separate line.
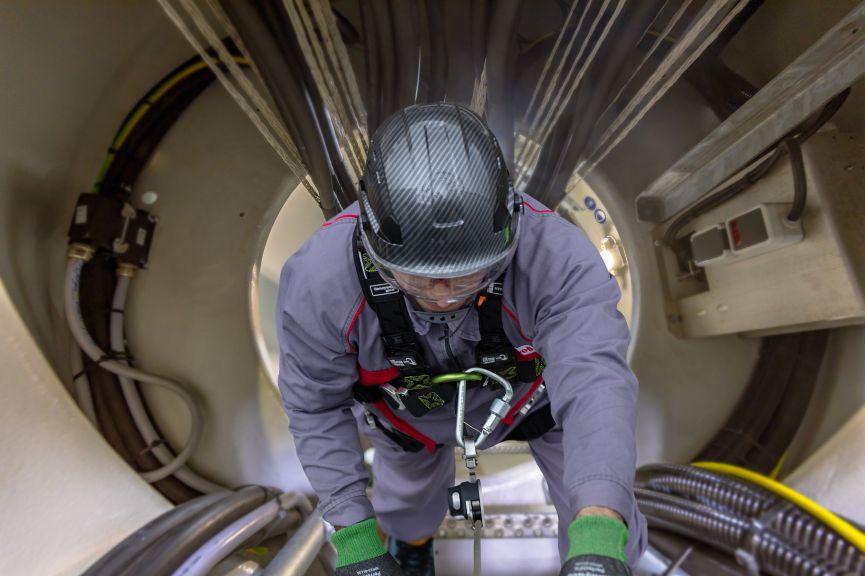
[276, 244, 374, 527]
[526, 217, 638, 524]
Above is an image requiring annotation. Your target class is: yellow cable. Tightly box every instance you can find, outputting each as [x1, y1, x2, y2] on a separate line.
[769, 452, 786, 480]
[692, 461, 865, 553]
[114, 57, 249, 149]
[94, 56, 248, 191]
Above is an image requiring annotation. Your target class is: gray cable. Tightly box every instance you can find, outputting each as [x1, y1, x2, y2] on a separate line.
[262, 509, 328, 576]
[171, 492, 314, 576]
[65, 258, 203, 483]
[82, 491, 231, 576]
[110, 274, 224, 493]
[70, 337, 97, 425]
[118, 485, 272, 576]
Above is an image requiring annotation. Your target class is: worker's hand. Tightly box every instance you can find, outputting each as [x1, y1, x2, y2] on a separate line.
[332, 518, 404, 576]
[558, 515, 632, 576]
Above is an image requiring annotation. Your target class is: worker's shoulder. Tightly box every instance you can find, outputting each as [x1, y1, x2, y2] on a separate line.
[277, 204, 362, 318]
[518, 193, 587, 248]
[511, 193, 599, 283]
[285, 203, 359, 271]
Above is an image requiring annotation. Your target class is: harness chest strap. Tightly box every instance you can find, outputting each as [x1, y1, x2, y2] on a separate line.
[356, 351, 547, 454]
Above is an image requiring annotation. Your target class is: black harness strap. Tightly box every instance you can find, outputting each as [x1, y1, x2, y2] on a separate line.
[351, 222, 550, 431]
[505, 403, 556, 441]
[352, 226, 459, 415]
[475, 281, 517, 379]
[364, 410, 428, 453]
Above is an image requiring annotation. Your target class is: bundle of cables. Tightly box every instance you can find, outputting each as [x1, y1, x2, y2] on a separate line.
[67, 46, 249, 502]
[636, 463, 865, 575]
[81, 488, 334, 576]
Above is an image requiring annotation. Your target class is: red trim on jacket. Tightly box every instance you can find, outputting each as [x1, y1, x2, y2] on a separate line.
[373, 400, 438, 453]
[523, 200, 552, 213]
[501, 302, 532, 342]
[346, 299, 365, 353]
[502, 375, 545, 425]
[357, 365, 401, 386]
[321, 214, 358, 227]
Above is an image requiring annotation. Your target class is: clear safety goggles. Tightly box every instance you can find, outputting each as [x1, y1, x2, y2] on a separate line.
[378, 264, 505, 306]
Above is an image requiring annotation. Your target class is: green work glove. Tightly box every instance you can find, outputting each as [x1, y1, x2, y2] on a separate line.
[558, 515, 632, 576]
[331, 518, 404, 576]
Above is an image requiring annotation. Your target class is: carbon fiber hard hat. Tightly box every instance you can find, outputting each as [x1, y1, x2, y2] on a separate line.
[359, 102, 521, 285]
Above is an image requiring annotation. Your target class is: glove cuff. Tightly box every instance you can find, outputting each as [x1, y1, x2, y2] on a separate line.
[566, 515, 628, 564]
[560, 554, 631, 576]
[331, 518, 387, 568]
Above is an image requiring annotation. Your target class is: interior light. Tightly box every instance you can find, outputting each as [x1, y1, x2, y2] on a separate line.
[599, 235, 626, 275]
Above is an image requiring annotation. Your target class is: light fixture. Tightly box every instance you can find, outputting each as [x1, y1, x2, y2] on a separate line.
[599, 235, 627, 275]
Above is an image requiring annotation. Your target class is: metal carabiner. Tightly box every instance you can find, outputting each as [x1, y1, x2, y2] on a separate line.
[465, 366, 514, 448]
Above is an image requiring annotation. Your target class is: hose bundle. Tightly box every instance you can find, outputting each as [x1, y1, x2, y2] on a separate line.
[636, 463, 865, 575]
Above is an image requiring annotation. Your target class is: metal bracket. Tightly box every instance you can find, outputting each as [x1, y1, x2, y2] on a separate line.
[380, 383, 409, 411]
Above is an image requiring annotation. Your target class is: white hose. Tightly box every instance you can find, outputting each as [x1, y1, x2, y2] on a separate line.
[110, 275, 223, 493]
[64, 258, 203, 484]
[70, 338, 98, 426]
[171, 493, 314, 576]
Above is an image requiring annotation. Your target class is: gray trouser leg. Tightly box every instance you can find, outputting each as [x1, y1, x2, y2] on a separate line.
[365, 426, 456, 542]
[528, 427, 648, 566]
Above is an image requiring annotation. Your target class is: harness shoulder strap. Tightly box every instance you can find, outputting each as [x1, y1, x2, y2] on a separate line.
[475, 279, 517, 375]
[352, 224, 427, 371]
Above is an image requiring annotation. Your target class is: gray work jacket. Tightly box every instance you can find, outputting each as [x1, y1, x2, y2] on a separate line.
[277, 194, 639, 529]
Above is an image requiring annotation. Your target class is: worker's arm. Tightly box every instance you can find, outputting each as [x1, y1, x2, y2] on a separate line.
[512, 205, 643, 569]
[276, 238, 373, 530]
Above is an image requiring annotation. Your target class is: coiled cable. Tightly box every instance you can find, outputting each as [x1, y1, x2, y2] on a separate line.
[65, 256, 203, 484]
[110, 273, 223, 493]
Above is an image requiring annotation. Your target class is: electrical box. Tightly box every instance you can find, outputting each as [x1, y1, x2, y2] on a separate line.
[660, 132, 865, 338]
[691, 203, 803, 267]
[68, 193, 157, 267]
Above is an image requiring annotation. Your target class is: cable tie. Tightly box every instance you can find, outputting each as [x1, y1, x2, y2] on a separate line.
[94, 352, 134, 366]
[140, 439, 166, 456]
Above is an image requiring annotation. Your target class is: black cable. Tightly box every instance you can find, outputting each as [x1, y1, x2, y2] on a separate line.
[257, 0, 356, 207]
[80, 257, 198, 503]
[666, 88, 851, 256]
[101, 69, 215, 199]
[696, 333, 800, 469]
[424, 0, 448, 102]
[220, 0, 339, 216]
[359, 0, 381, 132]
[784, 137, 807, 222]
[484, 0, 524, 170]
[390, 0, 420, 108]
[664, 146, 781, 247]
[369, 0, 395, 120]
[793, 88, 851, 142]
[84, 49, 248, 503]
[751, 330, 828, 473]
[469, 0, 490, 83]
[527, 0, 665, 207]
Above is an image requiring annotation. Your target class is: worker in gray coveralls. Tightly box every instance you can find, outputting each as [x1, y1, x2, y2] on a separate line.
[276, 102, 647, 575]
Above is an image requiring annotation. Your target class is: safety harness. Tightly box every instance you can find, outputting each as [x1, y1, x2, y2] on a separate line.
[351, 225, 553, 452]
